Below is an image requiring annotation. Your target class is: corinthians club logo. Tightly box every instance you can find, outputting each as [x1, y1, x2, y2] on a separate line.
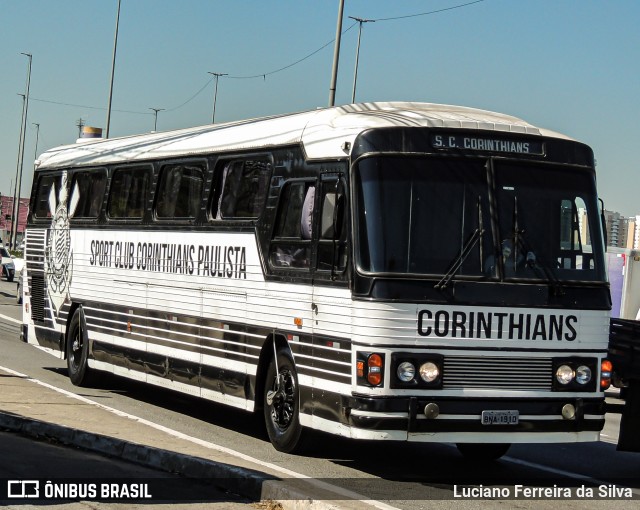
[45, 172, 79, 316]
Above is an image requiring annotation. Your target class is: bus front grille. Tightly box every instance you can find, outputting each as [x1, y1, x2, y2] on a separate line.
[443, 356, 553, 390]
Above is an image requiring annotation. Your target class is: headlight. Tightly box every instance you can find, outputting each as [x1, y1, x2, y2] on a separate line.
[419, 362, 440, 383]
[397, 361, 416, 382]
[556, 364, 574, 385]
[575, 365, 592, 385]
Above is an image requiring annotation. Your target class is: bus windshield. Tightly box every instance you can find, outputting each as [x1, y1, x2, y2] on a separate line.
[353, 155, 606, 283]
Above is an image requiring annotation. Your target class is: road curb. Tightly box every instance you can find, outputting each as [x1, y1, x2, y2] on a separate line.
[0, 411, 367, 509]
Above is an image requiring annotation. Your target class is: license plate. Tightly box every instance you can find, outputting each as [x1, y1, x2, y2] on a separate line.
[481, 410, 519, 425]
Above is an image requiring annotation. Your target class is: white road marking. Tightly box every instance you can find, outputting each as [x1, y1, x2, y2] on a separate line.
[0, 312, 21, 325]
[0, 365, 400, 510]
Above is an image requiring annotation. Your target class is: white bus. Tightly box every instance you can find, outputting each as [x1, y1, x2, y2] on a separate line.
[21, 102, 611, 459]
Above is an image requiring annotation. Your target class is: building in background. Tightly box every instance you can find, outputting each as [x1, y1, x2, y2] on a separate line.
[627, 215, 640, 250]
[0, 195, 29, 248]
[603, 210, 627, 248]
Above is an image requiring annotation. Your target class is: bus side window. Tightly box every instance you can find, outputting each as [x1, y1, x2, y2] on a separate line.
[70, 170, 107, 219]
[108, 167, 151, 219]
[558, 197, 594, 271]
[33, 174, 61, 219]
[214, 159, 271, 220]
[156, 163, 204, 219]
[269, 181, 315, 269]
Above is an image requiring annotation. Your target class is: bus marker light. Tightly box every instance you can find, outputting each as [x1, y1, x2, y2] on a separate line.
[367, 354, 383, 386]
[424, 403, 439, 419]
[294, 317, 303, 327]
[356, 360, 364, 378]
[600, 360, 612, 390]
[127, 321, 132, 333]
[561, 403, 576, 420]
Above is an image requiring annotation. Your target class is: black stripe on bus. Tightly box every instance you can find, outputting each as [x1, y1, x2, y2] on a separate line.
[91, 340, 252, 401]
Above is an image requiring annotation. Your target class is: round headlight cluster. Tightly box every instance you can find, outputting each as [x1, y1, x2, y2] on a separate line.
[556, 364, 592, 385]
[395, 360, 440, 384]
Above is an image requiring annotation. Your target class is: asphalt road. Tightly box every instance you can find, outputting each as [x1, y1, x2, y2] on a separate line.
[1, 274, 639, 509]
[0, 431, 252, 509]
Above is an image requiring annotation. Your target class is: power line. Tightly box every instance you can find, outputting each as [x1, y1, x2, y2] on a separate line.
[23, 1, 486, 116]
[29, 97, 152, 115]
[227, 21, 358, 80]
[369, 0, 485, 22]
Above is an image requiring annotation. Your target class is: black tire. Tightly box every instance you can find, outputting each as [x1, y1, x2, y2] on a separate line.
[7, 274, 14, 283]
[66, 308, 94, 387]
[456, 443, 511, 461]
[263, 347, 305, 453]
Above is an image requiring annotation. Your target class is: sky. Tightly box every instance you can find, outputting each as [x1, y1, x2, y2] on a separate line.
[1, 0, 638, 217]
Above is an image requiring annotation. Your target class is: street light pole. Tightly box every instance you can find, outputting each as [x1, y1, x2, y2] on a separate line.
[105, 0, 121, 138]
[32, 123, 40, 162]
[328, 0, 345, 107]
[208, 72, 227, 124]
[349, 17, 374, 104]
[11, 52, 32, 250]
[149, 108, 164, 131]
[11, 93, 26, 249]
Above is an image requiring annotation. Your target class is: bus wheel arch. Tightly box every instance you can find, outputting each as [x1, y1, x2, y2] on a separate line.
[257, 334, 306, 453]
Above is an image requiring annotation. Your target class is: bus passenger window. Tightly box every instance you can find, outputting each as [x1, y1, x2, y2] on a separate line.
[108, 167, 150, 219]
[156, 163, 204, 219]
[214, 159, 271, 219]
[269, 181, 315, 269]
[33, 174, 61, 219]
[70, 170, 107, 219]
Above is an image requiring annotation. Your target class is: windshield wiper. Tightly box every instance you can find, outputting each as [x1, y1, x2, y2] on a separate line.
[435, 198, 484, 290]
[510, 196, 565, 295]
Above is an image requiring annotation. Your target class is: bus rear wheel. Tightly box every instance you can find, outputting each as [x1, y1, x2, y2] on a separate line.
[263, 347, 305, 453]
[456, 443, 511, 461]
[66, 308, 95, 387]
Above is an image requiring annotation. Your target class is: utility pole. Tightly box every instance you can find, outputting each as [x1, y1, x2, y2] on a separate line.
[76, 118, 85, 138]
[105, 0, 121, 138]
[208, 72, 227, 124]
[12, 52, 32, 250]
[149, 108, 164, 131]
[328, 0, 345, 107]
[349, 17, 374, 103]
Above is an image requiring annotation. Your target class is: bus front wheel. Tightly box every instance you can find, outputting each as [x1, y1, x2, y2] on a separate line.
[456, 443, 511, 461]
[263, 347, 306, 453]
[66, 308, 94, 387]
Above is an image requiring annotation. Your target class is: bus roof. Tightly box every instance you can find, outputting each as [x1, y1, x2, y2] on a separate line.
[35, 102, 572, 170]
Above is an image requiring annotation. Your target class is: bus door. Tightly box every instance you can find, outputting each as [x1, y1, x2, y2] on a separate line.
[310, 175, 350, 393]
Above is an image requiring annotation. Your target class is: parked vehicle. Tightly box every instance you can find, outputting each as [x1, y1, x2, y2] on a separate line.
[0, 247, 15, 282]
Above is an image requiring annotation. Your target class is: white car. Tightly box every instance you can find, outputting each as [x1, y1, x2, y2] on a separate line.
[0, 247, 16, 282]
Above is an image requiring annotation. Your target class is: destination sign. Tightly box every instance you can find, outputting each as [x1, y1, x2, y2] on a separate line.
[431, 134, 544, 155]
